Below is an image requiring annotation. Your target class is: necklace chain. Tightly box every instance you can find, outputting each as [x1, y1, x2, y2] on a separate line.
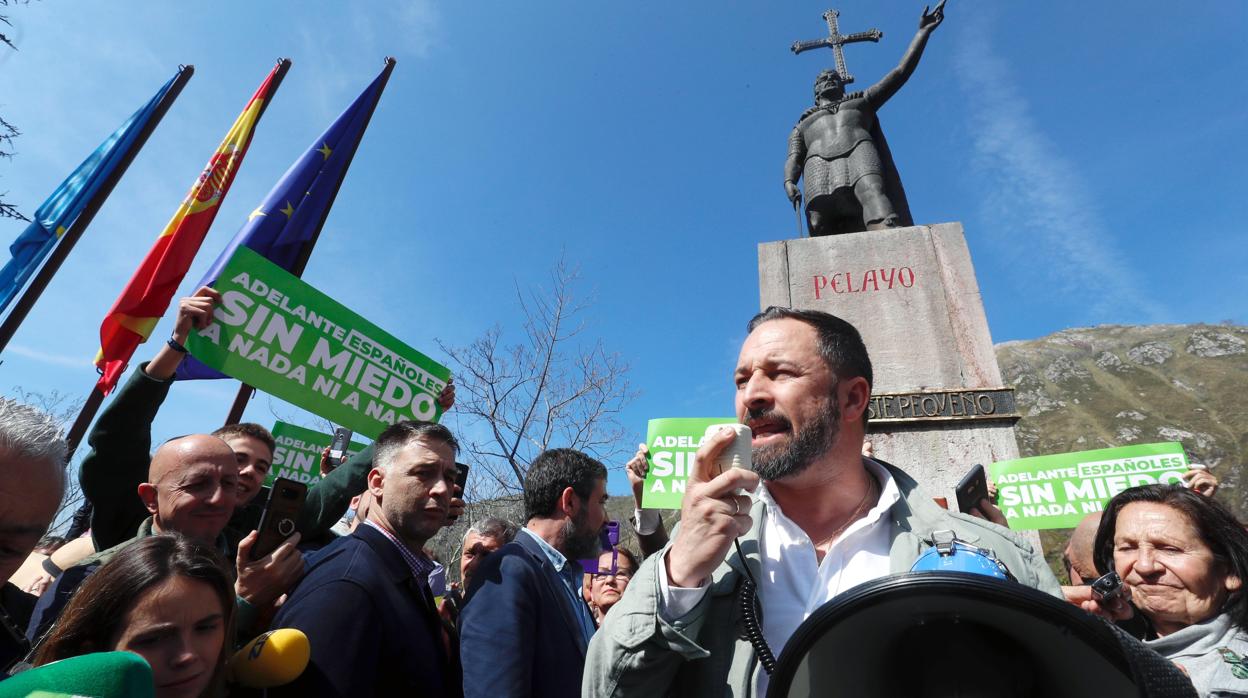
[812, 476, 878, 550]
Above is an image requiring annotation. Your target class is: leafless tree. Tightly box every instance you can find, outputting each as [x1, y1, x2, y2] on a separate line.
[438, 260, 636, 498]
[0, 1, 30, 221]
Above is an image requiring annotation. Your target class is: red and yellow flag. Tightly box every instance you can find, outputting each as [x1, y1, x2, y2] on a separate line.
[95, 61, 288, 394]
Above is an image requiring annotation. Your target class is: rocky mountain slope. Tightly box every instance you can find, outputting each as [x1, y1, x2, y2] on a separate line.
[998, 322, 1246, 576]
[999, 323, 1247, 514]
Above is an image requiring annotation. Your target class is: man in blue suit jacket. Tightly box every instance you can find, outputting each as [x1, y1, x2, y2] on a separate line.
[271, 421, 464, 698]
[460, 448, 609, 698]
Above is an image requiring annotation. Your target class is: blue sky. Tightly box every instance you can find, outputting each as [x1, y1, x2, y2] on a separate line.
[0, 1, 1244, 497]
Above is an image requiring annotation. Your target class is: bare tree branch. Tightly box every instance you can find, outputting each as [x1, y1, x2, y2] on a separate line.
[0, 1, 26, 219]
[436, 259, 637, 496]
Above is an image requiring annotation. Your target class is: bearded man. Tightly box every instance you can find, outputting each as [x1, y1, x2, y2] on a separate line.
[584, 307, 1059, 697]
[460, 448, 609, 698]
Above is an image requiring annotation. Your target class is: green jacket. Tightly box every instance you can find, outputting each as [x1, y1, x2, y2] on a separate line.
[26, 517, 236, 642]
[81, 363, 375, 552]
[584, 461, 1061, 698]
[78, 517, 230, 570]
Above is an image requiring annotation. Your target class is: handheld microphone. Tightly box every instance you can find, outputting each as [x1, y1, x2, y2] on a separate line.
[227, 628, 310, 688]
[0, 651, 154, 697]
[704, 423, 752, 474]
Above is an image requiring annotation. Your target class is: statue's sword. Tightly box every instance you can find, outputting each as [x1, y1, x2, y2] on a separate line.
[790, 9, 883, 85]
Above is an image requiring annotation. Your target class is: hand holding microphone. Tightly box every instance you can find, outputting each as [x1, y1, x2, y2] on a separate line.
[664, 425, 759, 589]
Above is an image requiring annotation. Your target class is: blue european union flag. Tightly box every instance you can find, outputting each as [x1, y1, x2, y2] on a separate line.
[0, 73, 180, 316]
[177, 62, 392, 381]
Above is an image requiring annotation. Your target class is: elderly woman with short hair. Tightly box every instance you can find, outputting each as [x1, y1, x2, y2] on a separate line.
[1094, 484, 1248, 697]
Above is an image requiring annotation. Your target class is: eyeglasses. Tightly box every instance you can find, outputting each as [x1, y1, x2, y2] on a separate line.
[590, 570, 633, 582]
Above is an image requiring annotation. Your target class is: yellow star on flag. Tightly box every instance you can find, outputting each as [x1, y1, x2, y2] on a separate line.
[280, 201, 295, 218]
[318, 142, 332, 160]
[248, 207, 267, 221]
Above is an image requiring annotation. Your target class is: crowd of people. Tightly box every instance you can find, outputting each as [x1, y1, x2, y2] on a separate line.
[0, 291, 1242, 697]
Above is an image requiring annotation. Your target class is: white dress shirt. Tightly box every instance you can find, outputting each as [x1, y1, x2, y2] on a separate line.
[659, 457, 901, 696]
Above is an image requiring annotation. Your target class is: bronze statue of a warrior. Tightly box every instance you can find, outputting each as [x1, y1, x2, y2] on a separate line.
[785, 2, 945, 236]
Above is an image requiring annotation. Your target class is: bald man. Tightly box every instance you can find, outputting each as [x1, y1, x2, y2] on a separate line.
[1063, 512, 1102, 585]
[1060, 511, 1133, 622]
[25, 434, 303, 642]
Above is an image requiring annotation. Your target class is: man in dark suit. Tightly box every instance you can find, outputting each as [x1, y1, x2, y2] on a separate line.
[271, 421, 463, 697]
[460, 448, 608, 698]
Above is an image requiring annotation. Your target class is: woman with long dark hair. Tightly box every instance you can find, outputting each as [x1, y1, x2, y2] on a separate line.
[34, 534, 234, 698]
[1094, 484, 1248, 697]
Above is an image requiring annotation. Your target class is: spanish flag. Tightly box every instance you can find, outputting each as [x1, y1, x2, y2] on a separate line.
[94, 60, 290, 394]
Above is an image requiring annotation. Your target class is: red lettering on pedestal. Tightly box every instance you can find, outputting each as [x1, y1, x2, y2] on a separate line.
[813, 275, 828, 300]
[808, 266, 918, 298]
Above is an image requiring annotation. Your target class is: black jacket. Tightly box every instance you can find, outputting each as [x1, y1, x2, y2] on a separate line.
[269, 523, 460, 697]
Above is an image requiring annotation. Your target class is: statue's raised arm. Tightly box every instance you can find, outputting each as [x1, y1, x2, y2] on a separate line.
[867, 1, 945, 108]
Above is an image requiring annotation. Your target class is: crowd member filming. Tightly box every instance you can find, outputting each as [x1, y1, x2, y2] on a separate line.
[1093, 484, 1248, 697]
[34, 534, 234, 698]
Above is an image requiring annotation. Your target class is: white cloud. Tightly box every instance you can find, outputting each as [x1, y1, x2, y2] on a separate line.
[5, 343, 91, 370]
[953, 13, 1166, 322]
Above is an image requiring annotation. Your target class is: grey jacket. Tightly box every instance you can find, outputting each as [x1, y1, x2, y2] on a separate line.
[584, 460, 1062, 698]
[1147, 613, 1248, 697]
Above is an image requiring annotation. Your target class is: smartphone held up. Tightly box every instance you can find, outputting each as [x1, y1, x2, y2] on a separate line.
[251, 478, 308, 561]
[328, 427, 353, 467]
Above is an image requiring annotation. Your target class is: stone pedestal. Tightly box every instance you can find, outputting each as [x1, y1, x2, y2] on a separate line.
[758, 222, 1022, 507]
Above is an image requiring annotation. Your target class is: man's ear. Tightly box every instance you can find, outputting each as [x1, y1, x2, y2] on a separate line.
[137, 483, 158, 516]
[839, 376, 871, 424]
[558, 486, 579, 519]
[367, 468, 385, 499]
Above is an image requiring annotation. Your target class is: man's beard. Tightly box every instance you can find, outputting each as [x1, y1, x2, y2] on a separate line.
[562, 507, 603, 560]
[751, 398, 839, 482]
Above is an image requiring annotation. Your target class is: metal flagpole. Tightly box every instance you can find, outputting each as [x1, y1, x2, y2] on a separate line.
[223, 57, 397, 426]
[0, 65, 195, 356]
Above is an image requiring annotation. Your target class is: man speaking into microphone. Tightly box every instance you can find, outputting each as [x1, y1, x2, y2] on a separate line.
[584, 308, 1060, 697]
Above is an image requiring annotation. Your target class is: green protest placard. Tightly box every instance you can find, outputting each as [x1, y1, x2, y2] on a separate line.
[642, 417, 735, 509]
[266, 421, 369, 488]
[186, 246, 451, 439]
[989, 442, 1189, 530]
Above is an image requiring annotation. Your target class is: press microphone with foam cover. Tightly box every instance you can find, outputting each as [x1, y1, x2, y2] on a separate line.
[227, 628, 310, 688]
[0, 651, 155, 697]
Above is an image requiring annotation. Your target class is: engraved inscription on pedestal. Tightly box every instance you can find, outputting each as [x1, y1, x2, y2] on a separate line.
[868, 387, 1019, 426]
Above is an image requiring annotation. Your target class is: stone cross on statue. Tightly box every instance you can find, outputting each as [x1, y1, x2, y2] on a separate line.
[790, 8, 883, 85]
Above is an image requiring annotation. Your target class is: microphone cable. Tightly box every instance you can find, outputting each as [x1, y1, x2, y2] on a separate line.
[734, 538, 777, 675]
